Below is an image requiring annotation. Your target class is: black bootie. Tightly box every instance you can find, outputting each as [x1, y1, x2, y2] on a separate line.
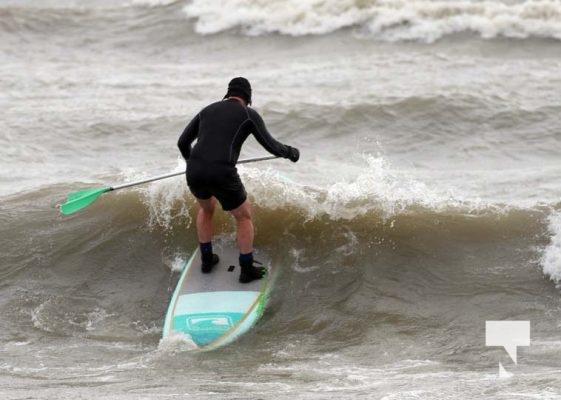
[201, 253, 219, 273]
[239, 259, 266, 283]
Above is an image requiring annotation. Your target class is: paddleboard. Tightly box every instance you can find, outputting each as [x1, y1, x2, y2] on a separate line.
[163, 241, 273, 350]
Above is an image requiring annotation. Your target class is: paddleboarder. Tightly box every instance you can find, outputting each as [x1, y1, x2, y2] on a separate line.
[178, 77, 300, 283]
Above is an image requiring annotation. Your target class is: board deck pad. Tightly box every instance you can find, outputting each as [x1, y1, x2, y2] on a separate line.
[163, 241, 272, 350]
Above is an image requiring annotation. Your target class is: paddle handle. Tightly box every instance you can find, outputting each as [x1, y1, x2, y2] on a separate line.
[111, 155, 279, 191]
[111, 171, 183, 190]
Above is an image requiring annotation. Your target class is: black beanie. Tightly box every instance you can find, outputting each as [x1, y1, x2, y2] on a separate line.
[224, 77, 252, 105]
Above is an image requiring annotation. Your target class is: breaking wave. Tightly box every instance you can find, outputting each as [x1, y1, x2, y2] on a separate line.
[183, 0, 561, 42]
[3, 1, 561, 43]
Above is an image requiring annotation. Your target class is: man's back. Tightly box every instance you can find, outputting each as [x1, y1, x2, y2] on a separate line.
[178, 98, 291, 166]
[191, 100, 249, 164]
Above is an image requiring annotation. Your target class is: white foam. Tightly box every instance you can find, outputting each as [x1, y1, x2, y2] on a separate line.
[157, 331, 198, 353]
[137, 158, 194, 230]
[541, 212, 561, 288]
[138, 155, 467, 227]
[289, 248, 320, 273]
[243, 155, 459, 220]
[321, 156, 456, 218]
[183, 0, 561, 42]
[161, 253, 188, 272]
[171, 255, 188, 272]
[130, 0, 178, 6]
[30, 301, 53, 333]
[31, 298, 113, 333]
[184, 0, 370, 36]
[239, 166, 320, 218]
[85, 308, 114, 331]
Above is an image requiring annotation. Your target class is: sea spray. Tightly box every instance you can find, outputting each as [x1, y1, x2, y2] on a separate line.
[136, 154, 502, 232]
[136, 159, 194, 230]
[541, 212, 561, 288]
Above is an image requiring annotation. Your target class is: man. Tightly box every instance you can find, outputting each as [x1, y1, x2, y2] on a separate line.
[177, 77, 300, 283]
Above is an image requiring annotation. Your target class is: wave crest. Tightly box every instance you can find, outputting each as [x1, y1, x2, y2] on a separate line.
[140, 155, 469, 230]
[541, 212, 561, 288]
[183, 0, 561, 42]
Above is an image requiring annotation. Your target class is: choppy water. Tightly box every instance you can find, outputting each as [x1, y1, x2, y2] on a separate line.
[1, 1, 561, 399]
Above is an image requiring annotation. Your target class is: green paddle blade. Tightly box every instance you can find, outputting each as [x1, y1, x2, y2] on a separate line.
[60, 187, 111, 215]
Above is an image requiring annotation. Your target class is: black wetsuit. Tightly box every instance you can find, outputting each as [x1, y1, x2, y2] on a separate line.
[178, 98, 293, 210]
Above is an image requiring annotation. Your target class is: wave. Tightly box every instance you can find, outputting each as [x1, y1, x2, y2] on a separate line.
[4, 0, 561, 44]
[1, 168, 558, 344]
[0, 1, 183, 39]
[3, 159, 559, 265]
[139, 156, 489, 229]
[541, 212, 561, 288]
[183, 0, 561, 42]
[3, 190, 560, 397]
[4, 160, 553, 249]
[89, 160, 560, 295]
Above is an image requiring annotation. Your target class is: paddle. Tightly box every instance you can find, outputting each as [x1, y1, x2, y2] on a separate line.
[60, 155, 279, 215]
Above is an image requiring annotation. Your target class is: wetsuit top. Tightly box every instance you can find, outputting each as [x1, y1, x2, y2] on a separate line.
[177, 99, 292, 166]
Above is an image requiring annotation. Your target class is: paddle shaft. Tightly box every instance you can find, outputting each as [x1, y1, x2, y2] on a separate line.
[111, 155, 279, 191]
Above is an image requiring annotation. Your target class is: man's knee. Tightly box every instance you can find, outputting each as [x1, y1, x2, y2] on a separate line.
[198, 197, 216, 216]
[230, 200, 252, 221]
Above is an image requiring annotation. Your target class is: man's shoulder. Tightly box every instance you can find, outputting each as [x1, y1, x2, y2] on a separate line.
[246, 106, 263, 120]
[201, 100, 248, 113]
[200, 100, 259, 122]
[200, 100, 224, 113]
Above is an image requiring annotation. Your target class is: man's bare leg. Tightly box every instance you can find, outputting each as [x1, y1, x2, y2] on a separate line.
[196, 197, 216, 243]
[230, 199, 265, 283]
[229, 199, 254, 254]
[196, 197, 219, 273]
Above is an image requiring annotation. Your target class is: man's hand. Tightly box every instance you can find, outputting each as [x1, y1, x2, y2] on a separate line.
[287, 146, 300, 163]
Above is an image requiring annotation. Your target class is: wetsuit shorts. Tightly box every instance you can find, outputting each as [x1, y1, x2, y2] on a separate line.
[186, 160, 247, 211]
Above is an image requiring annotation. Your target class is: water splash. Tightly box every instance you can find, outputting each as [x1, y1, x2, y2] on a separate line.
[541, 211, 561, 288]
[157, 331, 198, 354]
[138, 154, 478, 229]
[136, 159, 194, 230]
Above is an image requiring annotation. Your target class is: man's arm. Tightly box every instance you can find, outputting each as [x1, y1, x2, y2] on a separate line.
[248, 108, 299, 162]
[177, 113, 200, 160]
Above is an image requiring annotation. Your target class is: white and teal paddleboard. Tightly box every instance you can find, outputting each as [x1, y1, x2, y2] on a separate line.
[163, 242, 273, 350]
